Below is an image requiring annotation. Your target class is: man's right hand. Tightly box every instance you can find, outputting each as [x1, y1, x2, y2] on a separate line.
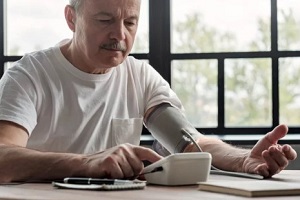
[79, 143, 162, 179]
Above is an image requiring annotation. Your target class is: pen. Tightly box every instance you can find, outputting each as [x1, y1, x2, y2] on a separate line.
[63, 177, 135, 185]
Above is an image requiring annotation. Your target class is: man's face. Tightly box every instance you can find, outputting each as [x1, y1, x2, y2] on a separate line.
[72, 0, 140, 71]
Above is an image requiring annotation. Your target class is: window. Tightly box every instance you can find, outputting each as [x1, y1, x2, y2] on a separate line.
[171, 0, 271, 53]
[6, 0, 71, 56]
[149, 0, 300, 135]
[1, 0, 299, 137]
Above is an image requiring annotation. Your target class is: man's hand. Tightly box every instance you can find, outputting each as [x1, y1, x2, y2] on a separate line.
[243, 124, 297, 178]
[80, 143, 162, 179]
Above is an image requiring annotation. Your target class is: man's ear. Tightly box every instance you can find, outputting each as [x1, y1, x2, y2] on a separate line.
[65, 5, 76, 32]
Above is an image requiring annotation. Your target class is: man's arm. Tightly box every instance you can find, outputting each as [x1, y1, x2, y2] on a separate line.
[0, 121, 82, 182]
[184, 135, 248, 172]
[184, 124, 297, 177]
[0, 121, 162, 183]
[145, 104, 297, 177]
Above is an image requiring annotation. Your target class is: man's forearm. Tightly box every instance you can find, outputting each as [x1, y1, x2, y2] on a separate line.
[0, 144, 84, 183]
[185, 136, 249, 172]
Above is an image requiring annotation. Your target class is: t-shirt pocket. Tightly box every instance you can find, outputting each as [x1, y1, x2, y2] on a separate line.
[111, 118, 143, 146]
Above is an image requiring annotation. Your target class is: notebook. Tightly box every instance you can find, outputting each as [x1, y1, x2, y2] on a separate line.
[52, 180, 146, 191]
[198, 180, 300, 197]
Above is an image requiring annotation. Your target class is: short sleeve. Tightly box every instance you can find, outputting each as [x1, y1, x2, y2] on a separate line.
[142, 63, 183, 111]
[0, 66, 38, 134]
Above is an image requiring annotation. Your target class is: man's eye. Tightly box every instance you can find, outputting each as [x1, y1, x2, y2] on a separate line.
[125, 21, 136, 26]
[98, 19, 111, 23]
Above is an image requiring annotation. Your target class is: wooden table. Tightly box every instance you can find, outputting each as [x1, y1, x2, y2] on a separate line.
[1, 170, 300, 200]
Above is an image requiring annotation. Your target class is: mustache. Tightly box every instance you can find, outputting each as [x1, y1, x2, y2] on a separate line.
[101, 42, 127, 52]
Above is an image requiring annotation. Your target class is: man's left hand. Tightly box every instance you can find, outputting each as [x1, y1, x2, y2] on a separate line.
[243, 124, 297, 178]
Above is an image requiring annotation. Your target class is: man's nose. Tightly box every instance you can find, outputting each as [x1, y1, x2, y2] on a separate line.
[110, 22, 126, 41]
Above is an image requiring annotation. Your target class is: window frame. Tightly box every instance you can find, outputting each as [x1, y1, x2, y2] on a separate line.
[0, 0, 299, 141]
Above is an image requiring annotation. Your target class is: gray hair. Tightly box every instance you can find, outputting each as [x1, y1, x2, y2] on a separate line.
[69, 0, 83, 13]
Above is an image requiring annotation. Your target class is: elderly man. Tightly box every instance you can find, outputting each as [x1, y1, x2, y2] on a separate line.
[0, 0, 296, 183]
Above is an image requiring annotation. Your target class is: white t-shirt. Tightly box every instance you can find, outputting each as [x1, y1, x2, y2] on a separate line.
[0, 45, 182, 154]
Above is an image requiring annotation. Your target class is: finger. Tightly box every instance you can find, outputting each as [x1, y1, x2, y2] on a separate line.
[254, 164, 270, 178]
[133, 146, 163, 163]
[113, 144, 143, 178]
[262, 149, 281, 176]
[282, 144, 297, 161]
[110, 145, 163, 179]
[122, 151, 144, 178]
[265, 124, 288, 144]
[251, 124, 289, 155]
[268, 145, 289, 169]
[102, 156, 125, 178]
[117, 154, 136, 178]
[109, 166, 125, 179]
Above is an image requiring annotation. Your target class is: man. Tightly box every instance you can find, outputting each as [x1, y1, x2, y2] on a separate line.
[0, 0, 296, 183]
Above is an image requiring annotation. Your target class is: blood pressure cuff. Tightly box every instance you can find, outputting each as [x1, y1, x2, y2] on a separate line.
[145, 104, 201, 154]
